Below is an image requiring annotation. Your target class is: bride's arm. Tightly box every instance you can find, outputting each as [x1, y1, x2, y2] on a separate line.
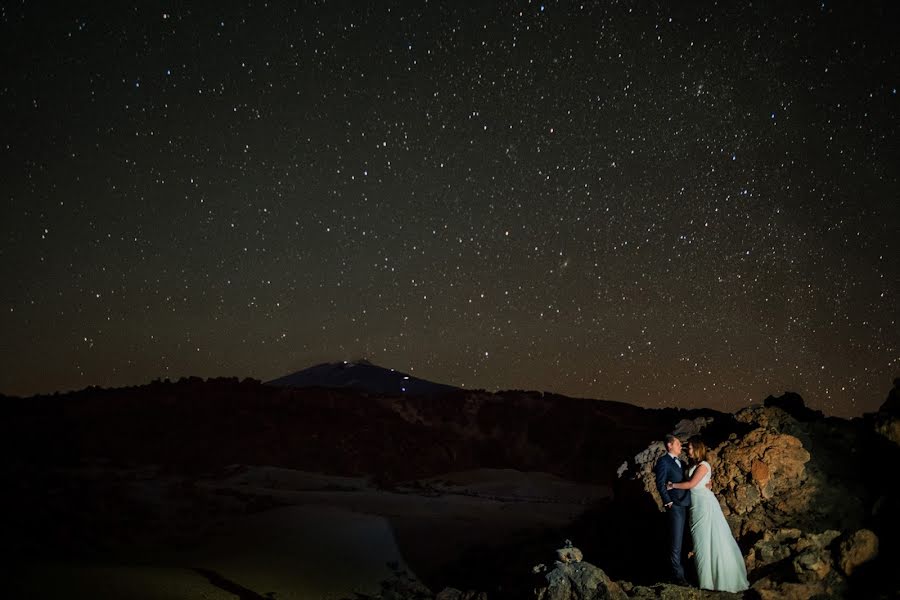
[667, 462, 709, 490]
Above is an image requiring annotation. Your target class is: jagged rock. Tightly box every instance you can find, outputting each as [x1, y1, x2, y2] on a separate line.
[733, 404, 807, 439]
[622, 582, 737, 599]
[763, 392, 823, 422]
[746, 528, 848, 598]
[633, 409, 815, 536]
[744, 527, 802, 572]
[349, 569, 434, 600]
[625, 401, 898, 595]
[838, 528, 879, 576]
[879, 378, 900, 416]
[632, 442, 669, 511]
[534, 561, 627, 600]
[435, 588, 488, 600]
[730, 403, 888, 537]
[672, 417, 715, 439]
[871, 378, 900, 445]
[873, 416, 900, 446]
[712, 424, 812, 536]
[556, 547, 583, 563]
[556, 539, 583, 563]
[752, 581, 835, 600]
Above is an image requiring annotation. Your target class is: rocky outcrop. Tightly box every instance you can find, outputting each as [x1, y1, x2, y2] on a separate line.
[631, 440, 670, 511]
[625, 393, 896, 597]
[869, 378, 900, 446]
[633, 399, 888, 540]
[534, 562, 627, 600]
[879, 378, 900, 416]
[620, 583, 741, 599]
[744, 527, 879, 599]
[712, 420, 813, 536]
[762, 392, 823, 422]
[745, 528, 841, 598]
[873, 416, 900, 446]
[555, 540, 584, 564]
[535, 561, 749, 600]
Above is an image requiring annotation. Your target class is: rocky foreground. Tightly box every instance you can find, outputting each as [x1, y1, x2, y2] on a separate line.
[360, 387, 900, 599]
[4, 379, 899, 598]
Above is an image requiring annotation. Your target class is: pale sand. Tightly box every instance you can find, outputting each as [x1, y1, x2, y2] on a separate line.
[12, 564, 237, 600]
[183, 504, 416, 600]
[14, 468, 611, 599]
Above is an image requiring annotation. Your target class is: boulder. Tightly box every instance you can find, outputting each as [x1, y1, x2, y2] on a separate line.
[534, 561, 627, 600]
[747, 528, 847, 598]
[838, 528, 879, 576]
[712, 424, 812, 536]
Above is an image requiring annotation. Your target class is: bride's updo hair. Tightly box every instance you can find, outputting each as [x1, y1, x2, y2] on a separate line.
[687, 435, 709, 463]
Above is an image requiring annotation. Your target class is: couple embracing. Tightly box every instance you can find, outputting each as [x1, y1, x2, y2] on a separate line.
[654, 434, 749, 592]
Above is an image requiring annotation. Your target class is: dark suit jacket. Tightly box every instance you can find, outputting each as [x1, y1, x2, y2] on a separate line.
[654, 453, 691, 507]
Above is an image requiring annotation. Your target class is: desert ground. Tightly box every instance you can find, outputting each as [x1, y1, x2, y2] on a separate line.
[12, 466, 610, 599]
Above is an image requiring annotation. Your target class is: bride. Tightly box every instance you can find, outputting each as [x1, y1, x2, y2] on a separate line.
[667, 435, 749, 593]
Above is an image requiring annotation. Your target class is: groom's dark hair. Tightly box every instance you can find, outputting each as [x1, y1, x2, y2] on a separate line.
[663, 433, 678, 448]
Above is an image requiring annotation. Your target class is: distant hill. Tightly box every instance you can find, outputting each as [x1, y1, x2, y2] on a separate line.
[0, 376, 719, 485]
[266, 360, 461, 396]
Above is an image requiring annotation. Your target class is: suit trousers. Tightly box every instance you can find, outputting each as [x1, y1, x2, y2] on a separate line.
[667, 504, 688, 582]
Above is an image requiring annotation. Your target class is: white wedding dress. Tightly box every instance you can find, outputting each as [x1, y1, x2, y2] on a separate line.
[689, 461, 750, 592]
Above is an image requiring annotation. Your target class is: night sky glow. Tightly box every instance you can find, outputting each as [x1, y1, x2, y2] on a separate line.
[1, 2, 897, 417]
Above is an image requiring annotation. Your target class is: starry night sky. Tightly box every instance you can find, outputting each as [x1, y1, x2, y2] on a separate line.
[1, 1, 897, 417]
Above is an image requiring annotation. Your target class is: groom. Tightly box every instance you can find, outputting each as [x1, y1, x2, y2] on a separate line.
[654, 433, 691, 585]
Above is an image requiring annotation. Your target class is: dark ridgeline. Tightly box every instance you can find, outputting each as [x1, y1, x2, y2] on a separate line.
[266, 359, 462, 396]
[1, 366, 717, 484]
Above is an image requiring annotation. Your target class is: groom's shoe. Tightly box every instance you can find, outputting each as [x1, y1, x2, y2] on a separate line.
[673, 577, 690, 587]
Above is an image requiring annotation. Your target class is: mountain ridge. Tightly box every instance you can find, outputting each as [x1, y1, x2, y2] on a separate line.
[1, 374, 722, 486]
[266, 360, 461, 396]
